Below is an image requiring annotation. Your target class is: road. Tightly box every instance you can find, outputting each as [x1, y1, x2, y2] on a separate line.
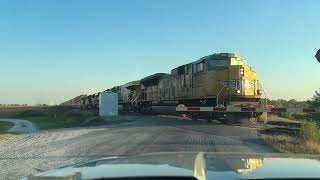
[0, 115, 276, 179]
[0, 119, 37, 133]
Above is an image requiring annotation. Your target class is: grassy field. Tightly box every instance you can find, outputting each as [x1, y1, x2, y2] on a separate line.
[0, 107, 35, 118]
[0, 107, 106, 130]
[276, 112, 320, 122]
[0, 121, 15, 140]
[263, 121, 320, 154]
[263, 134, 320, 154]
[0, 121, 14, 132]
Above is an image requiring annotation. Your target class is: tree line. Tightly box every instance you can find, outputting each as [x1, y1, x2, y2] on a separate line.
[269, 88, 320, 108]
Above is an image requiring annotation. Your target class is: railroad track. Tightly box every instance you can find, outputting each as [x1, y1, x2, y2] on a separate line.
[260, 121, 301, 135]
[120, 107, 319, 136]
[260, 121, 320, 135]
[260, 127, 300, 135]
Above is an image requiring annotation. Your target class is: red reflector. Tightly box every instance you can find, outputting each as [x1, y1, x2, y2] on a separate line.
[267, 104, 273, 108]
[271, 108, 287, 112]
[187, 107, 200, 111]
[303, 108, 316, 113]
[213, 107, 227, 112]
[241, 107, 256, 112]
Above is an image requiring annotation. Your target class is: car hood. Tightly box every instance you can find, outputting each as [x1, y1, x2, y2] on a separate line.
[30, 152, 320, 180]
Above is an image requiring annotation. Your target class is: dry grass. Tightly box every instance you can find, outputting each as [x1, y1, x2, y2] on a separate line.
[0, 107, 43, 118]
[0, 133, 16, 140]
[263, 120, 320, 154]
[267, 114, 300, 123]
[268, 113, 320, 122]
[263, 134, 320, 154]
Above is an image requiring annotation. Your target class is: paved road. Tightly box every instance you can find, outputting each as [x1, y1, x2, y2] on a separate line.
[0, 119, 37, 133]
[0, 115, 276, 179]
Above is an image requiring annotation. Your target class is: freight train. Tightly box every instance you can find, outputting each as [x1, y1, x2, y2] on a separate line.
[61, 53, 266, 123]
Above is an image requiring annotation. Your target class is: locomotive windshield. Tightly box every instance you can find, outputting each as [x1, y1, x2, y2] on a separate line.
[207, 59, 229, 70]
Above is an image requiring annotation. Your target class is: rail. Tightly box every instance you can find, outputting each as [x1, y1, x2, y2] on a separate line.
[176, 106, 320, 113]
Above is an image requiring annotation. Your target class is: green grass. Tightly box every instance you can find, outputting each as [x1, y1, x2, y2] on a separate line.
[300, 121, 320, 143]
[0, 121, 14, 132]
[294, 113, 320, 121]
[278, 112, 294, 119]
[0, 107, 106, 130]
[25, 116, 85, 129]
[0, 107, 28, 118]
[20, 108, 103, 130]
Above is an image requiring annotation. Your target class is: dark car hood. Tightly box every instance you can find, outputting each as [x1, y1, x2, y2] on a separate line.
[30, 152, 320, 180]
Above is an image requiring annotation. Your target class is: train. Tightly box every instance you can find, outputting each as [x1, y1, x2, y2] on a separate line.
[61, 53, 266, 123]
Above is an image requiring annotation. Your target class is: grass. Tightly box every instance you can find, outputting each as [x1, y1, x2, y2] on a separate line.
[0, 133, 16, 140]
[0, 121, 15, 140]
[0, 107, 106, 130]
[0, 107, 31, 118]
[0, 121, 14, 132]
[21, 108, 105, 130]
[263, 134, 320, 154]
[275, 112, 320, 122]
[263, 121, 320, 154]
[293, 113, 320, 121]
[81, 116, 107, 126]
[300, 121, 320, 142]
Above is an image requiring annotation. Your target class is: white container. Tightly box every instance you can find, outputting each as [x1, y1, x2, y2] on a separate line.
[99, 91, 118, 116]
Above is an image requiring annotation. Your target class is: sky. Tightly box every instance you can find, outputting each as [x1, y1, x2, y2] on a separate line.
[0, 0, 319, 105]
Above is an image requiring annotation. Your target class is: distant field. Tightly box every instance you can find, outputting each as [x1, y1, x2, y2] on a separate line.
[0, 106, 105, 130]
[0, 121, 14, 132]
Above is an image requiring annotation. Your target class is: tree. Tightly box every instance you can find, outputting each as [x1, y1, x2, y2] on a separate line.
[308, 89, 320, 107]
[269, 99, 308, 107]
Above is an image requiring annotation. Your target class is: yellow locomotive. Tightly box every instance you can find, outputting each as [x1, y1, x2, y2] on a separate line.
[170, 53, 261, 106]
[136, 53, 262, 108]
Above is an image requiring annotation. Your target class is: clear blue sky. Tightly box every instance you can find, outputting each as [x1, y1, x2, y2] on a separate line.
[0, 0, 319, 104]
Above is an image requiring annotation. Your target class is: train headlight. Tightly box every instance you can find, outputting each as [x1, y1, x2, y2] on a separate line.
[240, 67, 244, 76]
[257, 90, 262, 95]
[236, 90, 241, 94]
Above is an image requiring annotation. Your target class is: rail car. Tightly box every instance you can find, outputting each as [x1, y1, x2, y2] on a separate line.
[61, 53, 266, 123]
